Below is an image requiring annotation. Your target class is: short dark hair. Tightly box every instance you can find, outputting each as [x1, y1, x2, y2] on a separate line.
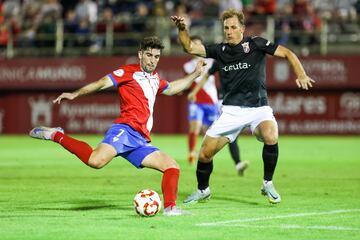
[221, 8, 245, 25]
[139, 36, 164, 51]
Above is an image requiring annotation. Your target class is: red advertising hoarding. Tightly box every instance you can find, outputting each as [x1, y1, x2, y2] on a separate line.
[1, 55, 360, 90]
[0, 91, 359, 135]
[0, 56, 359, 134]
[0, 56, 191, 90]
[267, 56, 360, 89]
[269, 91, 360, 134]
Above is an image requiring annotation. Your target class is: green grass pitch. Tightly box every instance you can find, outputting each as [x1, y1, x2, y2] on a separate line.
[0, 134, 359, 240]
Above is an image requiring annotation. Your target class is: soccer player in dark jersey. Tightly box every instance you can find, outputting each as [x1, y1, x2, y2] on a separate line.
[29, 36, 205, 215]
[188, 60, 249, 176]
[171, 9, 315, 204]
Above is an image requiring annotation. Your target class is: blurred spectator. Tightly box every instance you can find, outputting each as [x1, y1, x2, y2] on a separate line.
[152, 0, 170, 52]
[36, 0, 62, 21]
[35, 0, 62, 47]
[174, 2, 191, 27]
[219, 0, 243, 14]
[184, 0, 202, 19]
[131, 2, 150, 33]
[292, 0, 321, 55]
[253, 0, 276, 15]
[171, 2, 191, 43]
[275, 2, 293, 45]
[0, 0, 359, 57]
[74, 17, 91, 47]
[312, 0, 336, 19]
[90, 7, 110, 52]
[75, 0, 97, 26]
[153, 0, 167, 17]
[0, 16, 9, 48]
[90, 7, 129, 53]
[36, 15, 56, 47]
[202, 0, 220, 18]
[292, 0, 309, 15]
[336, 0, 357, 21]
[19, 1, 40, 47]
[64, 8, 78, 47]
[104, 0, 136, 15]
[355, 0, 360, 15]
[336, 0, 358, 34]
[0, 0, 20, 49]
[2, 0, 21, 19]
[242, 0, 254, 15]
[101, 0, 122, 15]
[59, 0, 77, 17]
[248, 0, 276, 36]
[276, 0, 292, 11]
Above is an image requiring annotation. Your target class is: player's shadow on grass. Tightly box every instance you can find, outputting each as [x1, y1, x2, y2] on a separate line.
[212, 196, 260, 206]
[34, 200, 130, 212]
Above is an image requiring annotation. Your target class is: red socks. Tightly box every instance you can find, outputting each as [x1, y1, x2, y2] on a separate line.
[52, 132, 180, 209]
[52, 132, 93, 165]
[188, 132, 197, 153]
[161, 168, 180, 209]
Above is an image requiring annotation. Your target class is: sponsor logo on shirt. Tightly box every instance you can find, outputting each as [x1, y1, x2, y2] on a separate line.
[222, 62, 251, 72]
[241, 42, 250, 53]
[113, 69, 124, 77]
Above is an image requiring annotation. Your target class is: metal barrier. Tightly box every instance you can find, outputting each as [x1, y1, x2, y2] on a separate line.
[2, 16, 360, 58]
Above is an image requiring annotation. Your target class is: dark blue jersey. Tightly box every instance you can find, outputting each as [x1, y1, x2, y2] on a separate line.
[205, 36, 278, 107]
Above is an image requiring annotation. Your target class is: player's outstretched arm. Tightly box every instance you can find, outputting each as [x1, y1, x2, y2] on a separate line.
[188, 72, 210, 102]
[274, 45, 315, 90]
[53, 76, 113, 104]
[163, 60, 205, 96]
[170, 16, 206, 57]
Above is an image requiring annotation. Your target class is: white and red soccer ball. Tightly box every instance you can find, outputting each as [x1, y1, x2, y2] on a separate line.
[133, 189, 162, 217]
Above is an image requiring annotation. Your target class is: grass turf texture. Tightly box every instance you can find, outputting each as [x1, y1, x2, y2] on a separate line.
[0, 135, 359, 240]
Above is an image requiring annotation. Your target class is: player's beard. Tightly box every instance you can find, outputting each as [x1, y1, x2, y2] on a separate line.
[143, 64, 155, 73]
[140, 58, 155, 73]
[147, 64, 155, 72]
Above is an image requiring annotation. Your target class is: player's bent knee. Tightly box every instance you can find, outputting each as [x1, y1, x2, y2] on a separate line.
[164, 164, 180, 172]
[165, 158, 180, 170]
[262, 134, 278, 145]
[88, 161, 104, 169]
[88, 156, 106, 169]
[198, 150, 213, 163]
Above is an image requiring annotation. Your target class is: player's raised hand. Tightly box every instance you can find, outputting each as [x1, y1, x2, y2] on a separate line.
[53, 92, 78, 104]
[295, 75, 315, 90]
[194, 59, 206, 75]
[170, 16, 186, 30]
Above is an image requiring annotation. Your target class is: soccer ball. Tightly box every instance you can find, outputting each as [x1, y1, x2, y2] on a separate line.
[133, 189, 162, 217]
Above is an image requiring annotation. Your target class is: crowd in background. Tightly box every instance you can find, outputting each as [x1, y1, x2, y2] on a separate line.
[1, 0, 360, 53]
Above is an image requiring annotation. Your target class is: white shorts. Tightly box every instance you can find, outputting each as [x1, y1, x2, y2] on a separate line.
[206, 105, 277, 143]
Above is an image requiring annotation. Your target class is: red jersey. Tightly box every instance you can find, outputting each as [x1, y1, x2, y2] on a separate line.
[183, 58, 218, 105]
[107, 64, 169, 141]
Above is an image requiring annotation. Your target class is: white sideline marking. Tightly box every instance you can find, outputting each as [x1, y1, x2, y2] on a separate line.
[197, 209, 360, 227]
[219, 224, 360, 231]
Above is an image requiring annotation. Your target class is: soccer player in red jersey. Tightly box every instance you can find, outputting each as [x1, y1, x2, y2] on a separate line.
[29, 36, 205, 216]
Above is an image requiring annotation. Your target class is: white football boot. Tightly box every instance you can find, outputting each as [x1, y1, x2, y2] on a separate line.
[29, 126, 64, 140]
[183, 187, 211, 204]
[261, 181, 281, 204]
[163, 206, 191, 216]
